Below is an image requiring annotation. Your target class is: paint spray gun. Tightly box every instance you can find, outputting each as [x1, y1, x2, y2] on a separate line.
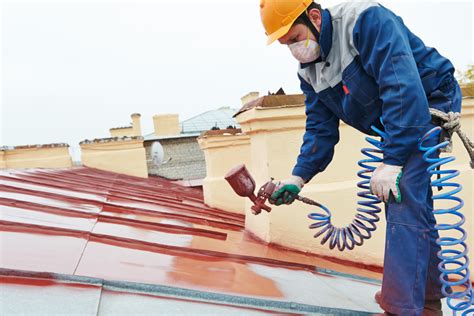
[225, 164, 324, 215]
[224, 162, 383, 252]
[224, 164, 275, 215]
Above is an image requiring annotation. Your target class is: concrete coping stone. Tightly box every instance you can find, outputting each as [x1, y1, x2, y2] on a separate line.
[109, 126, 133, 131]
[80, 136, 143, 145]
[2, 143, 70, 151]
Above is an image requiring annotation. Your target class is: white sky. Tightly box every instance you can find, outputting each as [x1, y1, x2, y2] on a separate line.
[1, 0, 473, 158]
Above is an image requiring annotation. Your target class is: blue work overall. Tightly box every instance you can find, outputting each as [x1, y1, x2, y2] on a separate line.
[379, 78, 462, 315]
[291, 3, 463, 315]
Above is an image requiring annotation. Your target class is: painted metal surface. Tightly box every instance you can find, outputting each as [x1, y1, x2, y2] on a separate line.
[0, 167, 387, 314]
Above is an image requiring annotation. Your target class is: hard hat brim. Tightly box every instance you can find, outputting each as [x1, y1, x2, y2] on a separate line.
[266, 23, 293, 45]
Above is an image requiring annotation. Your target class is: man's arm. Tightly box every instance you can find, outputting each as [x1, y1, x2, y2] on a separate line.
[352, 6, 431, 167]
[292, 74, 340, 183]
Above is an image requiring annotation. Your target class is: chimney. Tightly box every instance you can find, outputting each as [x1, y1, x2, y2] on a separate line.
[240, 91, 260, 106]
[153, 114, 180, 136]
[131, 113, 142, 136]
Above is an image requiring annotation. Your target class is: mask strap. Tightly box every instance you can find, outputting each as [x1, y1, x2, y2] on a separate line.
[304, 27, 311, 47]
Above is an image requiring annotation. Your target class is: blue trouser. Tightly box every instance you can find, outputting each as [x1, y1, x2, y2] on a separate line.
[380, 78, 462, 315]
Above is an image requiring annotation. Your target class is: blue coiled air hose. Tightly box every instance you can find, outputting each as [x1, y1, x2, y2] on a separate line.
[307, 125, 385, 251]
[306, 125, 473, 314]
[419, 126, 473, 315]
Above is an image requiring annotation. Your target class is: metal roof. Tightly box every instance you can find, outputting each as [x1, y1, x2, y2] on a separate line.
[144, 107, 240, 141]
[144, 132, 201, 142]
[181, 107, 240, 133]
[0, 167, 395, 314]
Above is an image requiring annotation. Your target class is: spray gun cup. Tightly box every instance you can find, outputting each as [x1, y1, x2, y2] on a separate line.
[224, 164, 256, 197]
[225, 164, 274, 215]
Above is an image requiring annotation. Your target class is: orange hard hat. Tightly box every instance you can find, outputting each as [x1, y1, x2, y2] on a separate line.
[260, 0, 313, 45]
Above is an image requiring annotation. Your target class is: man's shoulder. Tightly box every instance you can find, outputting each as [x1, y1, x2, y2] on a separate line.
[327, 1, 380, 20]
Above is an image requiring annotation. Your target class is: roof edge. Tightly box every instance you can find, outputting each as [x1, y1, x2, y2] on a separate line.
[0, 268, 376, 316]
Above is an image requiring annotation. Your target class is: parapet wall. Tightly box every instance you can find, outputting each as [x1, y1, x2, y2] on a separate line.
[0, 150, 6, 169]
[230, 97, 474, 272]
[80, 136, 148, 178]
[198, 129, 251, 214]
[0, 143, 72, 169]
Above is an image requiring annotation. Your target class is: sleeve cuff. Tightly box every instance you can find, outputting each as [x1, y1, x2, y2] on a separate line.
[292, 165, 318, 183]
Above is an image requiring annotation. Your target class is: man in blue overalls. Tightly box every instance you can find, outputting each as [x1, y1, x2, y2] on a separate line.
[260, 1, 462, 315]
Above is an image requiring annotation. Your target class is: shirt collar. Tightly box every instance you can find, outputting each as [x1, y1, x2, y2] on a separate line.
[319, 9, 332, 61]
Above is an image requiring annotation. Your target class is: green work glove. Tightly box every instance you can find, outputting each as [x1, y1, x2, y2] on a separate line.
[370, 163, 403, 203]
[269, 175, 305, 206]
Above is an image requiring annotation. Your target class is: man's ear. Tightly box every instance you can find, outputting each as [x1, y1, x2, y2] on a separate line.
[307, 8, 322, 32]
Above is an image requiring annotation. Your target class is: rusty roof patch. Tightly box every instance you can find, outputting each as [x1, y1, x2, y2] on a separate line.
[199, 128, 244, 138]
[234, 94, 305, 117]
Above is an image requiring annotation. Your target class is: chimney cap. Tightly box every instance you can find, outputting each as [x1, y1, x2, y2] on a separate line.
[153, 113, 179, 118]
[131, 113, 141, 118]
[109, 126, 132, 131]
[242, 91, 259, 97]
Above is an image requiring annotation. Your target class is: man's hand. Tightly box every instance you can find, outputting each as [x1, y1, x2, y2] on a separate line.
[269, 175, 305, 206]
[370, 163, 403, 203]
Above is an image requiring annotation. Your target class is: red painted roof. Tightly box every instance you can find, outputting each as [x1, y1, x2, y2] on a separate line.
[0, 167, 384, 314]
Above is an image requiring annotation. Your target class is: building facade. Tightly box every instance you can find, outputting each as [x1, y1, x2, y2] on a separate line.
[144, 107, 239, 181]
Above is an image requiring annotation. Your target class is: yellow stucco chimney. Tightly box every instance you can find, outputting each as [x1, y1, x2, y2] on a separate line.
[153, 114, 180, 136]
[110, 127, 133, 138]
[131, 113, 142, 137]
[240, 91, 260, 106]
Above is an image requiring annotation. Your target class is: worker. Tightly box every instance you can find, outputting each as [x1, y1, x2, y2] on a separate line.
[260, 1, 462, 315]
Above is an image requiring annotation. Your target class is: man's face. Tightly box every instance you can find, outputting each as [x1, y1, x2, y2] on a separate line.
[278, 23, 315, 46]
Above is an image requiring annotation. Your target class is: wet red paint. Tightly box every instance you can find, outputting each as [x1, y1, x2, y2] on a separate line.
[0, 229, 88, 274]
[0, 167, 386, 302]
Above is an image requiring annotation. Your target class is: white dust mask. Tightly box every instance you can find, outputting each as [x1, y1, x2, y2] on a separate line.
[288, 27, 320, 63]
[289, 39, 320, 63]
